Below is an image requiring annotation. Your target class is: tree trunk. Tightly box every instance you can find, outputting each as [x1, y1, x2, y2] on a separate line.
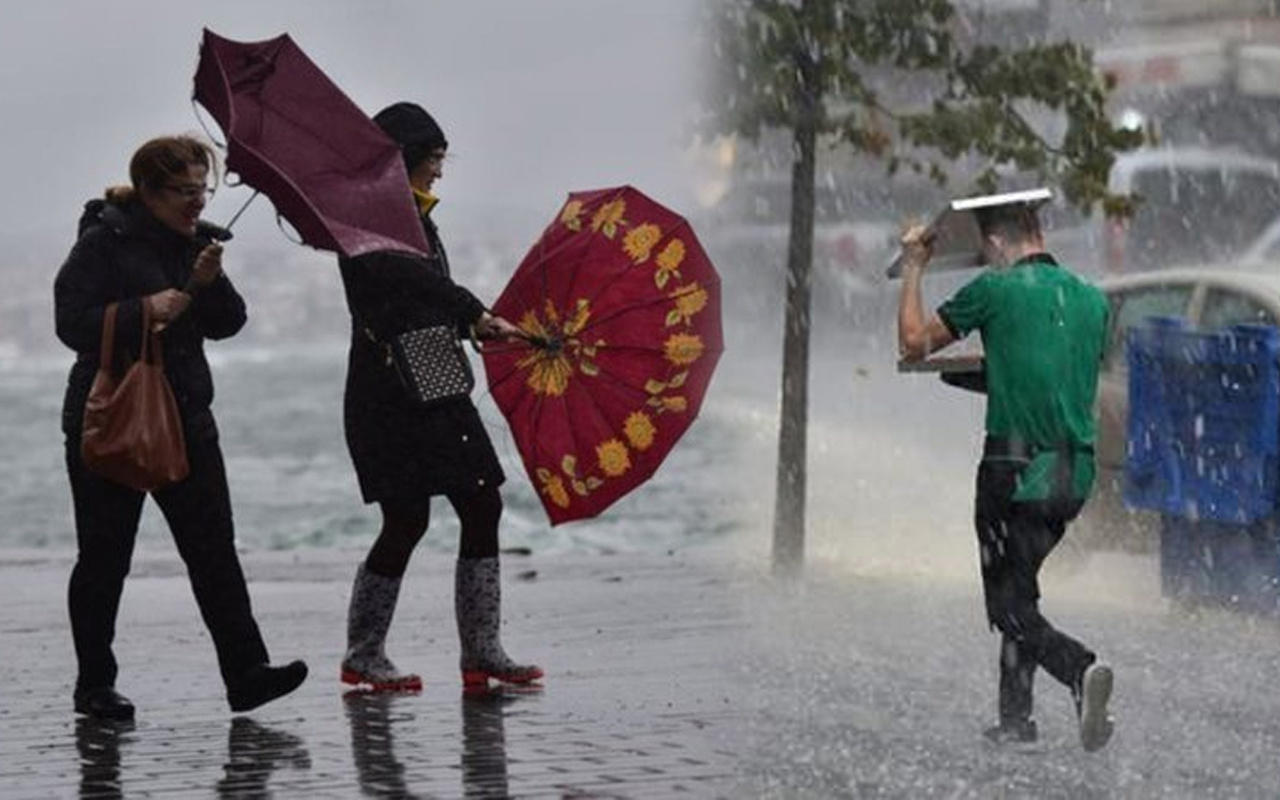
[771, 46, 819, 578]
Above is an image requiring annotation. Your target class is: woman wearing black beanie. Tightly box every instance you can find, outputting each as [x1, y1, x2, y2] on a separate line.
[336, 101, 542, 692]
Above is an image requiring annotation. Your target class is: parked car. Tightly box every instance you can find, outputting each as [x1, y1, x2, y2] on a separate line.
[1043, 147, 1280, 277]
[1080, 266, 1280, 552]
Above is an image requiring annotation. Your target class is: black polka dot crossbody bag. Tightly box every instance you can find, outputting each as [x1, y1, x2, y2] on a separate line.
[367, 324, 476, 406]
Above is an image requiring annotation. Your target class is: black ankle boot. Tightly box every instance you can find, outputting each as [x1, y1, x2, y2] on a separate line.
[227, 661, 308, 713]
[74, 687, 136, 721]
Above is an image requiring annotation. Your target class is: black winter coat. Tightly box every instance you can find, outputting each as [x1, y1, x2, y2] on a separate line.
[339, 213, 505, 503]
[54, 199, 247, 443]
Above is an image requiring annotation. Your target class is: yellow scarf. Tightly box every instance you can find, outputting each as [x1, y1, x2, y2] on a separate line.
[412, 188, 439, 217]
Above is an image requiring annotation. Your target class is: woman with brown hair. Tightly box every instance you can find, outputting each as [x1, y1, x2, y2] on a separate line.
[337, 102, 541, 692]
[54, 134, 307, 720]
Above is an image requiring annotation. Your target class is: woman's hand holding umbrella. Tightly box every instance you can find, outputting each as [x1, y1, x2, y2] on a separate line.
[189, 242, 224, 290]
[150, 243, 224, 332]
[473, 312, 525, 342]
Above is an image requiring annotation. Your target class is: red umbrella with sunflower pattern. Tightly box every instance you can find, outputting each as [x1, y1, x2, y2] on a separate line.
[481, 185, 723, 525]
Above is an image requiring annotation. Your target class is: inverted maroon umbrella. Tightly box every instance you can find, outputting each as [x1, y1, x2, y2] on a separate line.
[193, 28, 428, 258]
[481, 186, 723, 525]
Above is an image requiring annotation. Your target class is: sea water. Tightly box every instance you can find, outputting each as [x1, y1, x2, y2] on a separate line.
[0, 338, 753, 556]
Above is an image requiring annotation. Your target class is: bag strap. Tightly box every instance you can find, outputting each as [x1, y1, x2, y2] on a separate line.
[141, 302, 164, 366]
[138, 303, 153, 365]
[359, 322, 395, 368]
[99, 301, 164, 370]
[147, 323, 164, 366]
[98, 303, 118, 371]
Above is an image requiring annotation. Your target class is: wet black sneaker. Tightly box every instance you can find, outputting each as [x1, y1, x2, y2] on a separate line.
[982, 718, 1038, 744]
[1077, 662, 1114, 752]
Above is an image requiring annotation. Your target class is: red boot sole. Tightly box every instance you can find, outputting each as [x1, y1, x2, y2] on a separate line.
[340, 668, 423, 693]
[461, 667, 544, 688]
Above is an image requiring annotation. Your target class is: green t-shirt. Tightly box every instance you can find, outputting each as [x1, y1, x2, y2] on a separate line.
[937, 256, 1109, 501]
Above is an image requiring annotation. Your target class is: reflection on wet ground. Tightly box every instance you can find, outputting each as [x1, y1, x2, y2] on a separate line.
[344, 690, 421, 798]
[76, 715, 312, 799]
[343, 685, 543, 799]
[16, 555, 742, 797]
[75, 717, 133, 799]
[460, 685, 542, 799]
[216, 717, 311, 797]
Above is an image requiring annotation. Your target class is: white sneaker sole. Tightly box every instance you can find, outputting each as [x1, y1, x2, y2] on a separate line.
[1079, 662, 1114, 752]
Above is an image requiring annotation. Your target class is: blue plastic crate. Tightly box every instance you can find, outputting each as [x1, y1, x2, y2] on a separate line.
[1124, 319, 1189, 515]
[1124, 320, 1280, 523]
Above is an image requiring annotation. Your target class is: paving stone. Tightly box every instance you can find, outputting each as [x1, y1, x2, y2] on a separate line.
[0, 548, 748, 798]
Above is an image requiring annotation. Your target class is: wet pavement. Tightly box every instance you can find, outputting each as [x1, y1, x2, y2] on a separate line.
[0, 547, 751, 798]
[6, 542, 1280, 798]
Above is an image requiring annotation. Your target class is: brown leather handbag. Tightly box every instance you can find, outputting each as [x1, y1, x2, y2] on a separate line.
[81, 301, 190, 491]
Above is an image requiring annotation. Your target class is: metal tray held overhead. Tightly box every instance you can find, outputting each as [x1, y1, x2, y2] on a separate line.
[885, 187, 1053, 278]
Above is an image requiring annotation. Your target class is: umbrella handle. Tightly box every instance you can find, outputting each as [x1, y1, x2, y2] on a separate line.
[474, 330, 545, 354]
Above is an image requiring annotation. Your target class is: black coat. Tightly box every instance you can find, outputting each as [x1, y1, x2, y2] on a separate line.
[339, 213, 505, 502]
[54, 199, 247, 443]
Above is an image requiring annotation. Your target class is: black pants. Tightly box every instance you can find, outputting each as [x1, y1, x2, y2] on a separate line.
[66, 432, 268, 692]
[974, 457, 1095, 724]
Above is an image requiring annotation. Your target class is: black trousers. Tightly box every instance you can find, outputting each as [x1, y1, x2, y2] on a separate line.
[65, 432, 269, 692]
[974, 457, 1095, 724]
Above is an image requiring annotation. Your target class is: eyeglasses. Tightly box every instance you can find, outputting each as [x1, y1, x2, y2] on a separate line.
[164, 183, 215, 201]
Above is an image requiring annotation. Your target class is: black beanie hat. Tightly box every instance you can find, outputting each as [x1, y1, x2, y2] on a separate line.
[373, 102, 447, 173]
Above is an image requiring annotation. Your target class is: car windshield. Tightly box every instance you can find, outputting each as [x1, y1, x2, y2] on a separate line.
[1200, 288, 1278, 329]
[1105, 283, 1195, 368]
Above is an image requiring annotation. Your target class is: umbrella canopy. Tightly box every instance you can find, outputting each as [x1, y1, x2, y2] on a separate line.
[193, 28, 429, 258]
[482, 186, 723, 525]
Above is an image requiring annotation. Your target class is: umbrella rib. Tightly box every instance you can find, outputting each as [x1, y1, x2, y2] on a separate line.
[575, 213, 709, 336]
[589, 347, 719, 398]
[567, 188, 629, 313]
[574, 280, 722, 337]
[481, 356, 526, 398]
[526, 187, 633, 322]
[521, 189, 713, 343]
[565, 378, 620, 484]
[523, 188, 627, 323]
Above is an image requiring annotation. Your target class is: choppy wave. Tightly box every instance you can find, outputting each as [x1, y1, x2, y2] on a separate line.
[1, 339, 756, 556]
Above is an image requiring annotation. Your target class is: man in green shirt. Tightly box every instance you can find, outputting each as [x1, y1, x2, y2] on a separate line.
[897, 201, 1114, 752]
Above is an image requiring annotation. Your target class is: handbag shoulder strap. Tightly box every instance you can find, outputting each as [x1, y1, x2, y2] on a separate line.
[98, 303, 118, 371]
[99, 301, 161, 369]
[137, 302, 164, 366]
[146, 321, 163, 366]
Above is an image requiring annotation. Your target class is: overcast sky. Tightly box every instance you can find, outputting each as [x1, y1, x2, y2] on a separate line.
[0, 1, 707, 246]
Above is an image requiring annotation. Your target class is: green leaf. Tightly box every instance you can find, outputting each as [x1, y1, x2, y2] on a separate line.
[695, 0, 1146, 220]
